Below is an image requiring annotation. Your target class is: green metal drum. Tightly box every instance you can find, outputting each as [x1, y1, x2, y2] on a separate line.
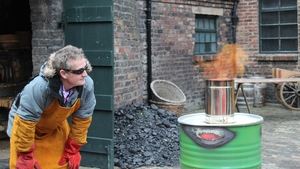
[178, 113, 263, 169]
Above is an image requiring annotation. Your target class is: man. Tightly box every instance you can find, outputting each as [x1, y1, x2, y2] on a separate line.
[7, 45, 96, 169]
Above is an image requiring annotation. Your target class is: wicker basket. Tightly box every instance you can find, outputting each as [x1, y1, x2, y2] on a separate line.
[150, 80, 186, 104]
[150, 80, 186, 116]
[150, 100, 185, 116]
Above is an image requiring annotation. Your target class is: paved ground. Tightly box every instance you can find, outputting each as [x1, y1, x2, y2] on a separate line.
[254, 104, 300, 169]
[1, 104, 300, 169]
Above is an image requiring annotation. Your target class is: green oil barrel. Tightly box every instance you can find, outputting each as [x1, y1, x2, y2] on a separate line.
[178, 113, 263, 169]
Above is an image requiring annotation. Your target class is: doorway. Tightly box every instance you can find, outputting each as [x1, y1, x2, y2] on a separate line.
[0, 0, 32, 139]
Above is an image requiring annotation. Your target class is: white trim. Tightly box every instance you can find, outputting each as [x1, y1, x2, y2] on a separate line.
[192, 6, 223, 16]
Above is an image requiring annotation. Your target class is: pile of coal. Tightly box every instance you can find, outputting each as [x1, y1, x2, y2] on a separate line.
[114, 104, 180, 169]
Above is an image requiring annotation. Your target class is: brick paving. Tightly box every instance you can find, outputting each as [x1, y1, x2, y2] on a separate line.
[255, 105, 300, 169]
[1, 104, 300, 169]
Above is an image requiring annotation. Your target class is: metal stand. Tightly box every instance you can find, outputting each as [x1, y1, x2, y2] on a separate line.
[235, 83, 251, 114]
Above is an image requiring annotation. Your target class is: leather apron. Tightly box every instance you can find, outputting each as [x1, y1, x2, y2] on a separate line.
[10, 99, 81, 169]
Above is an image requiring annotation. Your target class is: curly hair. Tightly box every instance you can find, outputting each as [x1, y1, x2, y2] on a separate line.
[43, 45, 92, 78]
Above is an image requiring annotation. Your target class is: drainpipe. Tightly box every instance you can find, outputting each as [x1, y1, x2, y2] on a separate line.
[146, 0, 152, 101]
[231, 0, 239, 43]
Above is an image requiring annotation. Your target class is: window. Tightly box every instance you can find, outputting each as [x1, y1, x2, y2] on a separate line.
[260, 0, 297, 53]
[194, 15, 217, 54]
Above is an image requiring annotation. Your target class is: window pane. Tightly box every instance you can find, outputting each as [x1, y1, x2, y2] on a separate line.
[204, 19, 210, 29]
[261, 26, 278, 38]
[205, 43, 211, 52]
[195, 19, 200, 29]
[262, 0, 279, 9]
[209, 19, 215, 29]
[261, 12, 278, 24]
[195, 43, 210, 54]
[281, 39, 297, 51]
[200, 44, 205, 53]
[280, 11, 297, 23]
[205, 34, 210, 42]
[211, 33, 216, 42]
[261, 39, 279, 51]
[198, 19, 204, 29]
[200, 33, 205, 42]
[281, 0, 297, 7]
[196, 18, 204, 29]
[280, 25, 297, 37]
[211, 43, 217, 53]
[195, 34, 200, 42]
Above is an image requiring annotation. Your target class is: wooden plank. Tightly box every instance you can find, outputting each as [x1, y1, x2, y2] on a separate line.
[272, 68, 300, 78]
[65, 6, 113, 23]
[234, 78, 300, 84]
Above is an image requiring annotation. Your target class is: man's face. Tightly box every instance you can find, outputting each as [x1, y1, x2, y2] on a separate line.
[60, 58, 88, 90]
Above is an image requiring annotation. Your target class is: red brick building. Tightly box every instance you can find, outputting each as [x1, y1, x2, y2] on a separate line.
[1, 0, 299, 111]
[115, 0, 300, 111]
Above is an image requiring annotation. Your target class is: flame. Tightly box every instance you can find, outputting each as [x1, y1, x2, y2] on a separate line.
[195, 44, 248, 79]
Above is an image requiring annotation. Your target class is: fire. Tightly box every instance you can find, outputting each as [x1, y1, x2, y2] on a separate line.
[195, 44, 248, 79]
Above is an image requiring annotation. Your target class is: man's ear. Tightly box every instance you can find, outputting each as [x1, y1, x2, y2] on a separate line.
[59, 69, 68, 79]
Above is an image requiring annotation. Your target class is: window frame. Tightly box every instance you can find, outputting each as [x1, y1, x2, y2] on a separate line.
[259, 0, 298, 53]
[194, 15, 218, 55]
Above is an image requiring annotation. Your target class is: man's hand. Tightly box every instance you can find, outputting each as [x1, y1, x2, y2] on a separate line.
[16, 148, 41, 169]
[58, 138, 81, 169]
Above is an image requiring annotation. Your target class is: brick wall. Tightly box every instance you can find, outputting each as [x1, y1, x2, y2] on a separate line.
[114, 0, 146, 109]
[150, 2, 203, 110]
[30, 0, 64, 75]
[113, 0, 235, 111]
[147, 0, 234, 110]
[236, 0, 300, 103]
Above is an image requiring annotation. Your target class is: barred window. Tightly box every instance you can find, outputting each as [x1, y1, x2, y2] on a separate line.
[260, 0, 297, 53]
[194, 15, 217, 54]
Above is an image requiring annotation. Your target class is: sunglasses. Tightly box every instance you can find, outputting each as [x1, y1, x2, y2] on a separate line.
[64, 65, 88, 75]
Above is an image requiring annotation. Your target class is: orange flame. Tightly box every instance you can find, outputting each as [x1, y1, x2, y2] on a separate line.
[195, 44, 248, 79]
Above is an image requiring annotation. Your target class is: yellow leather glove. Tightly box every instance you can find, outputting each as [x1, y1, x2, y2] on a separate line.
[12, 115, 36, 152]
[69, 116, 92, 144]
